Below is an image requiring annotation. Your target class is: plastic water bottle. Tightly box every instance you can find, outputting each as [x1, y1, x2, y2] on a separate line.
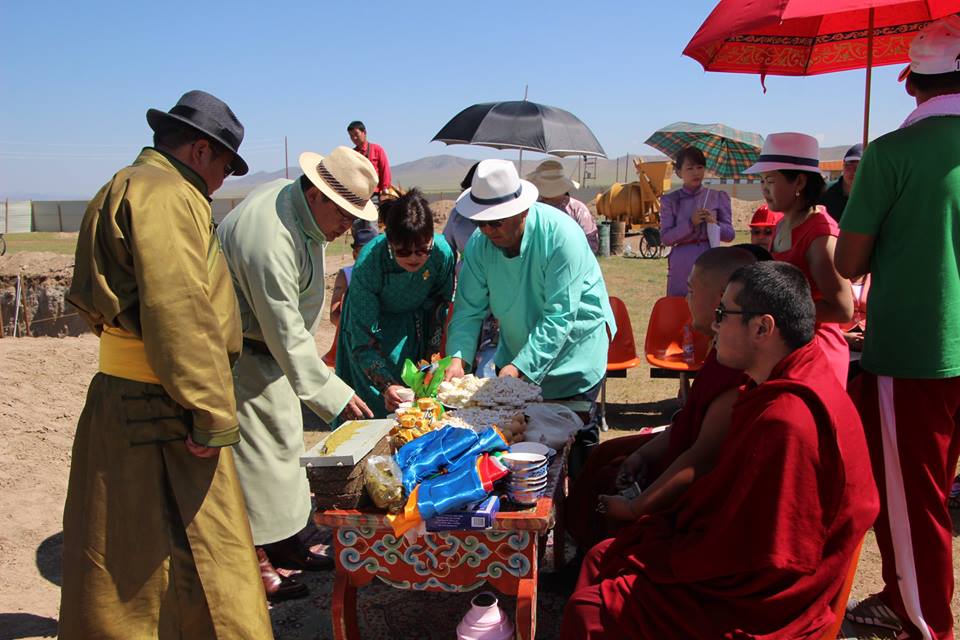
[682, 324, 696, 364]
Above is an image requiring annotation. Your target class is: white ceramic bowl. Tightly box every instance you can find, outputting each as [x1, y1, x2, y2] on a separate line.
[509, 442, 556, 458]
[500, 452, 548, 472]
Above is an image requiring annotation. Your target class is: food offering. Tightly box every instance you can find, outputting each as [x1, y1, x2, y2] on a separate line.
[437, 375, 542, 409]
[389, 397, 444, 448]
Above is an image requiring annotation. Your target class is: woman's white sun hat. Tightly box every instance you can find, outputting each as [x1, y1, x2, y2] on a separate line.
[743, 132, 821, 174]
[299, 147, 379, 221]
[526, 159, 579, 198]
[455, 159, 539, 221]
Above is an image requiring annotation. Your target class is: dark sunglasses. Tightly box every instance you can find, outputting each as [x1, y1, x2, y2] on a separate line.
[750, 227, 774, 236]
[223, 161, 235, 177]
[476, 219, 504, 229]
[390, 241, 433, 258]
[714, 302, 763, 324]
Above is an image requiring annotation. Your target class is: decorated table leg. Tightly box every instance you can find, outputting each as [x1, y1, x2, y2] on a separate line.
[331, 569, 359, 640]
[515, 576, 537, 640]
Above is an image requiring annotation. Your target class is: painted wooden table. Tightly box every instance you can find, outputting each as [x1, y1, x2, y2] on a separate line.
[315, 449, 568, 640]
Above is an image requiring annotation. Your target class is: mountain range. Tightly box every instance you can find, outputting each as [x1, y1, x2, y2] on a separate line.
[216, 146, 855, 199]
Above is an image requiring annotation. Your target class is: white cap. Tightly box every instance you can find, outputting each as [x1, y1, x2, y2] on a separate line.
[898, 15, 960, 81]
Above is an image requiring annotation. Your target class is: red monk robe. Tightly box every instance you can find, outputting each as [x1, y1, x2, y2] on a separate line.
[566, 350, 743, 549]
[561, 340, 879, 640]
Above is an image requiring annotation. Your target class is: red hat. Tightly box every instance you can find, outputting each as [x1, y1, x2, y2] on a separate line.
[750, 205, 783, 228]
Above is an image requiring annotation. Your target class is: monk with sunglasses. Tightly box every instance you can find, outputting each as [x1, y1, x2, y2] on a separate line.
[335, 188, 455, 417]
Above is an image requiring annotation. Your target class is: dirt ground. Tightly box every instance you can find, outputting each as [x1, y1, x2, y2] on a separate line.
[1, 237, 958, 639]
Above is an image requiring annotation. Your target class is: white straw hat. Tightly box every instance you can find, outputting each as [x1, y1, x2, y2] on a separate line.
[743, 132, 821, 174]
[526, 160, 579, 198]
[455, 159, 539, 221]
[899, 15, 960, 81]
[299, 147, 378, 221]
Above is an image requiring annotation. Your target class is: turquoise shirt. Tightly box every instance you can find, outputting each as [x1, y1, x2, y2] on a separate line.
[447, 202, 616, 399]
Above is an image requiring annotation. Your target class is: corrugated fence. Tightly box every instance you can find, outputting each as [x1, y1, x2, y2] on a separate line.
[1, 199, 247, 233]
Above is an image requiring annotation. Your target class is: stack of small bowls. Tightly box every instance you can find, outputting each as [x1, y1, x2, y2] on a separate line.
[501, 452, 549, 505]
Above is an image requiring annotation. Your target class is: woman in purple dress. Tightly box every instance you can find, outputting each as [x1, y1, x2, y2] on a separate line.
[659, 147, 735, 296]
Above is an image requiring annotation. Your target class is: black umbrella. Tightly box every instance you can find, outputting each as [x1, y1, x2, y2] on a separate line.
[432, 101, 607, 158]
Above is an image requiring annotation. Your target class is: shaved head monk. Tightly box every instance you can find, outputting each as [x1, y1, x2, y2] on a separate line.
[561, 261, 878, 640]
[566, 246, 755, 550]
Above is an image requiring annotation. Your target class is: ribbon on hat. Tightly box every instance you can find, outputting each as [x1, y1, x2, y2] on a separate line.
[755, 154, 819, 168]
[470, 186, 522, 206]
[168, 104, 242, 150]
[315, 161, 369, 208]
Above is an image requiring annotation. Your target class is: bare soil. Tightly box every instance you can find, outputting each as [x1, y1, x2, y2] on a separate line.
[1, 247, 957, 640]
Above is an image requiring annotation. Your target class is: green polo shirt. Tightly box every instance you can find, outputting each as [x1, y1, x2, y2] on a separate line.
[840, 116, 960, 379]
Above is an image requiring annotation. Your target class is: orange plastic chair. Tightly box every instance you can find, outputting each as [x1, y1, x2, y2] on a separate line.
[643, 296, 711, 402]
[600, 297, 643, 430]
[818, 538, 865, 640]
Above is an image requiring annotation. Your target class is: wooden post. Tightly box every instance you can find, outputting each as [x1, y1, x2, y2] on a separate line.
[21, 280, 31, 337]
[57, 203, 63, 232]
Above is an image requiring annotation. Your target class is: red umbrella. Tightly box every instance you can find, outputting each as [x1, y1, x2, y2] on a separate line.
[683, 0, 960, 146]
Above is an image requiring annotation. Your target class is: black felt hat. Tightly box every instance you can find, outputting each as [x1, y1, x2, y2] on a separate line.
[147, 90, 248, 176]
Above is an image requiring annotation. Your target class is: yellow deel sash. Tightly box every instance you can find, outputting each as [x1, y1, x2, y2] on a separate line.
[99, 326, 162, 384]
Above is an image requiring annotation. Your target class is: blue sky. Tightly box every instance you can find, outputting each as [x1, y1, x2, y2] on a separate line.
[1, 0, 916, 199]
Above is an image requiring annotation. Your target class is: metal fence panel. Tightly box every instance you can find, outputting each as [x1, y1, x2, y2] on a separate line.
[32, 201, 87, 232]
[2, 201, 32, 233]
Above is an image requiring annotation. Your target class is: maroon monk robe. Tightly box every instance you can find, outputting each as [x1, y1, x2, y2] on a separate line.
[565, 350, 742, 549]
[561, 340, 879, 640]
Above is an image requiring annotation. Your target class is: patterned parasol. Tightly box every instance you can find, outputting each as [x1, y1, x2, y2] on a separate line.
[644, 122, 764, 179]
[682, 0, 960, 146]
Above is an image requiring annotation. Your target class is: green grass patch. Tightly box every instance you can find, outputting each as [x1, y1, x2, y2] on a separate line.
[1, 231, 355, 258]
[2, 232, 79, 255]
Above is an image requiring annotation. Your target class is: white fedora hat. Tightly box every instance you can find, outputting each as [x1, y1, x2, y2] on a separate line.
[455, 159, 539, 221]
[743, 132, 821, 174]
[898, 15, 960, 81]
[526, 160, 579, 198]
[299, 147, 378, 221]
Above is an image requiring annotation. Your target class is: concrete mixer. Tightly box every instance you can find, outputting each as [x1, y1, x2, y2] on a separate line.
[595, 159, 673, 258]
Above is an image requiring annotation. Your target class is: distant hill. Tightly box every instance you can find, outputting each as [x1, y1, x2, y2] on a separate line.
[216, 153, 670, 198]
[214, 146, 859, 199]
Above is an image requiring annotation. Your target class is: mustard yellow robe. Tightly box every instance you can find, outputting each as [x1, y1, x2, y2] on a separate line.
[61, 148, 272, 639]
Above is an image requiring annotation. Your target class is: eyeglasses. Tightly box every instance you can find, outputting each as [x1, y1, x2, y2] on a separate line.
[390, 241, 433, 258]
[223, 161, 235, 177]
[750, 228, 774, 236]
[476, 219, 503, 229]
[714, 302, 763, 324]
[333, 207, 355, 225]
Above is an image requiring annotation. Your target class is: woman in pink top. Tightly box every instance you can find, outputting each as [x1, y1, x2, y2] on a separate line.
[744, 133, 853, 385]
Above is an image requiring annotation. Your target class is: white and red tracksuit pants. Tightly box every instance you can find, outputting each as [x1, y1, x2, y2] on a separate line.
[850, 373, 960, 640]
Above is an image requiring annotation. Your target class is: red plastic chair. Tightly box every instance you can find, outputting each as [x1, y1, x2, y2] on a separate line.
[643, 296, 711, 403]
[600, 297, 643, 430]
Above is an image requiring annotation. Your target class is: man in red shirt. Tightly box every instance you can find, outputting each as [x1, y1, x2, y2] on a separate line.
[561, 261, 878, 639]
[348, 120, 391, 195]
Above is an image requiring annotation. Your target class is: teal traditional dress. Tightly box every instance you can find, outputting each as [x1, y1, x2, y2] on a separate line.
[336, 233, 455, 417]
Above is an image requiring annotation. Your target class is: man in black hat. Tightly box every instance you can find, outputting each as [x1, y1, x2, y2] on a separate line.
[818, 143, 862, 223]
[61, 90, 273, 639]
